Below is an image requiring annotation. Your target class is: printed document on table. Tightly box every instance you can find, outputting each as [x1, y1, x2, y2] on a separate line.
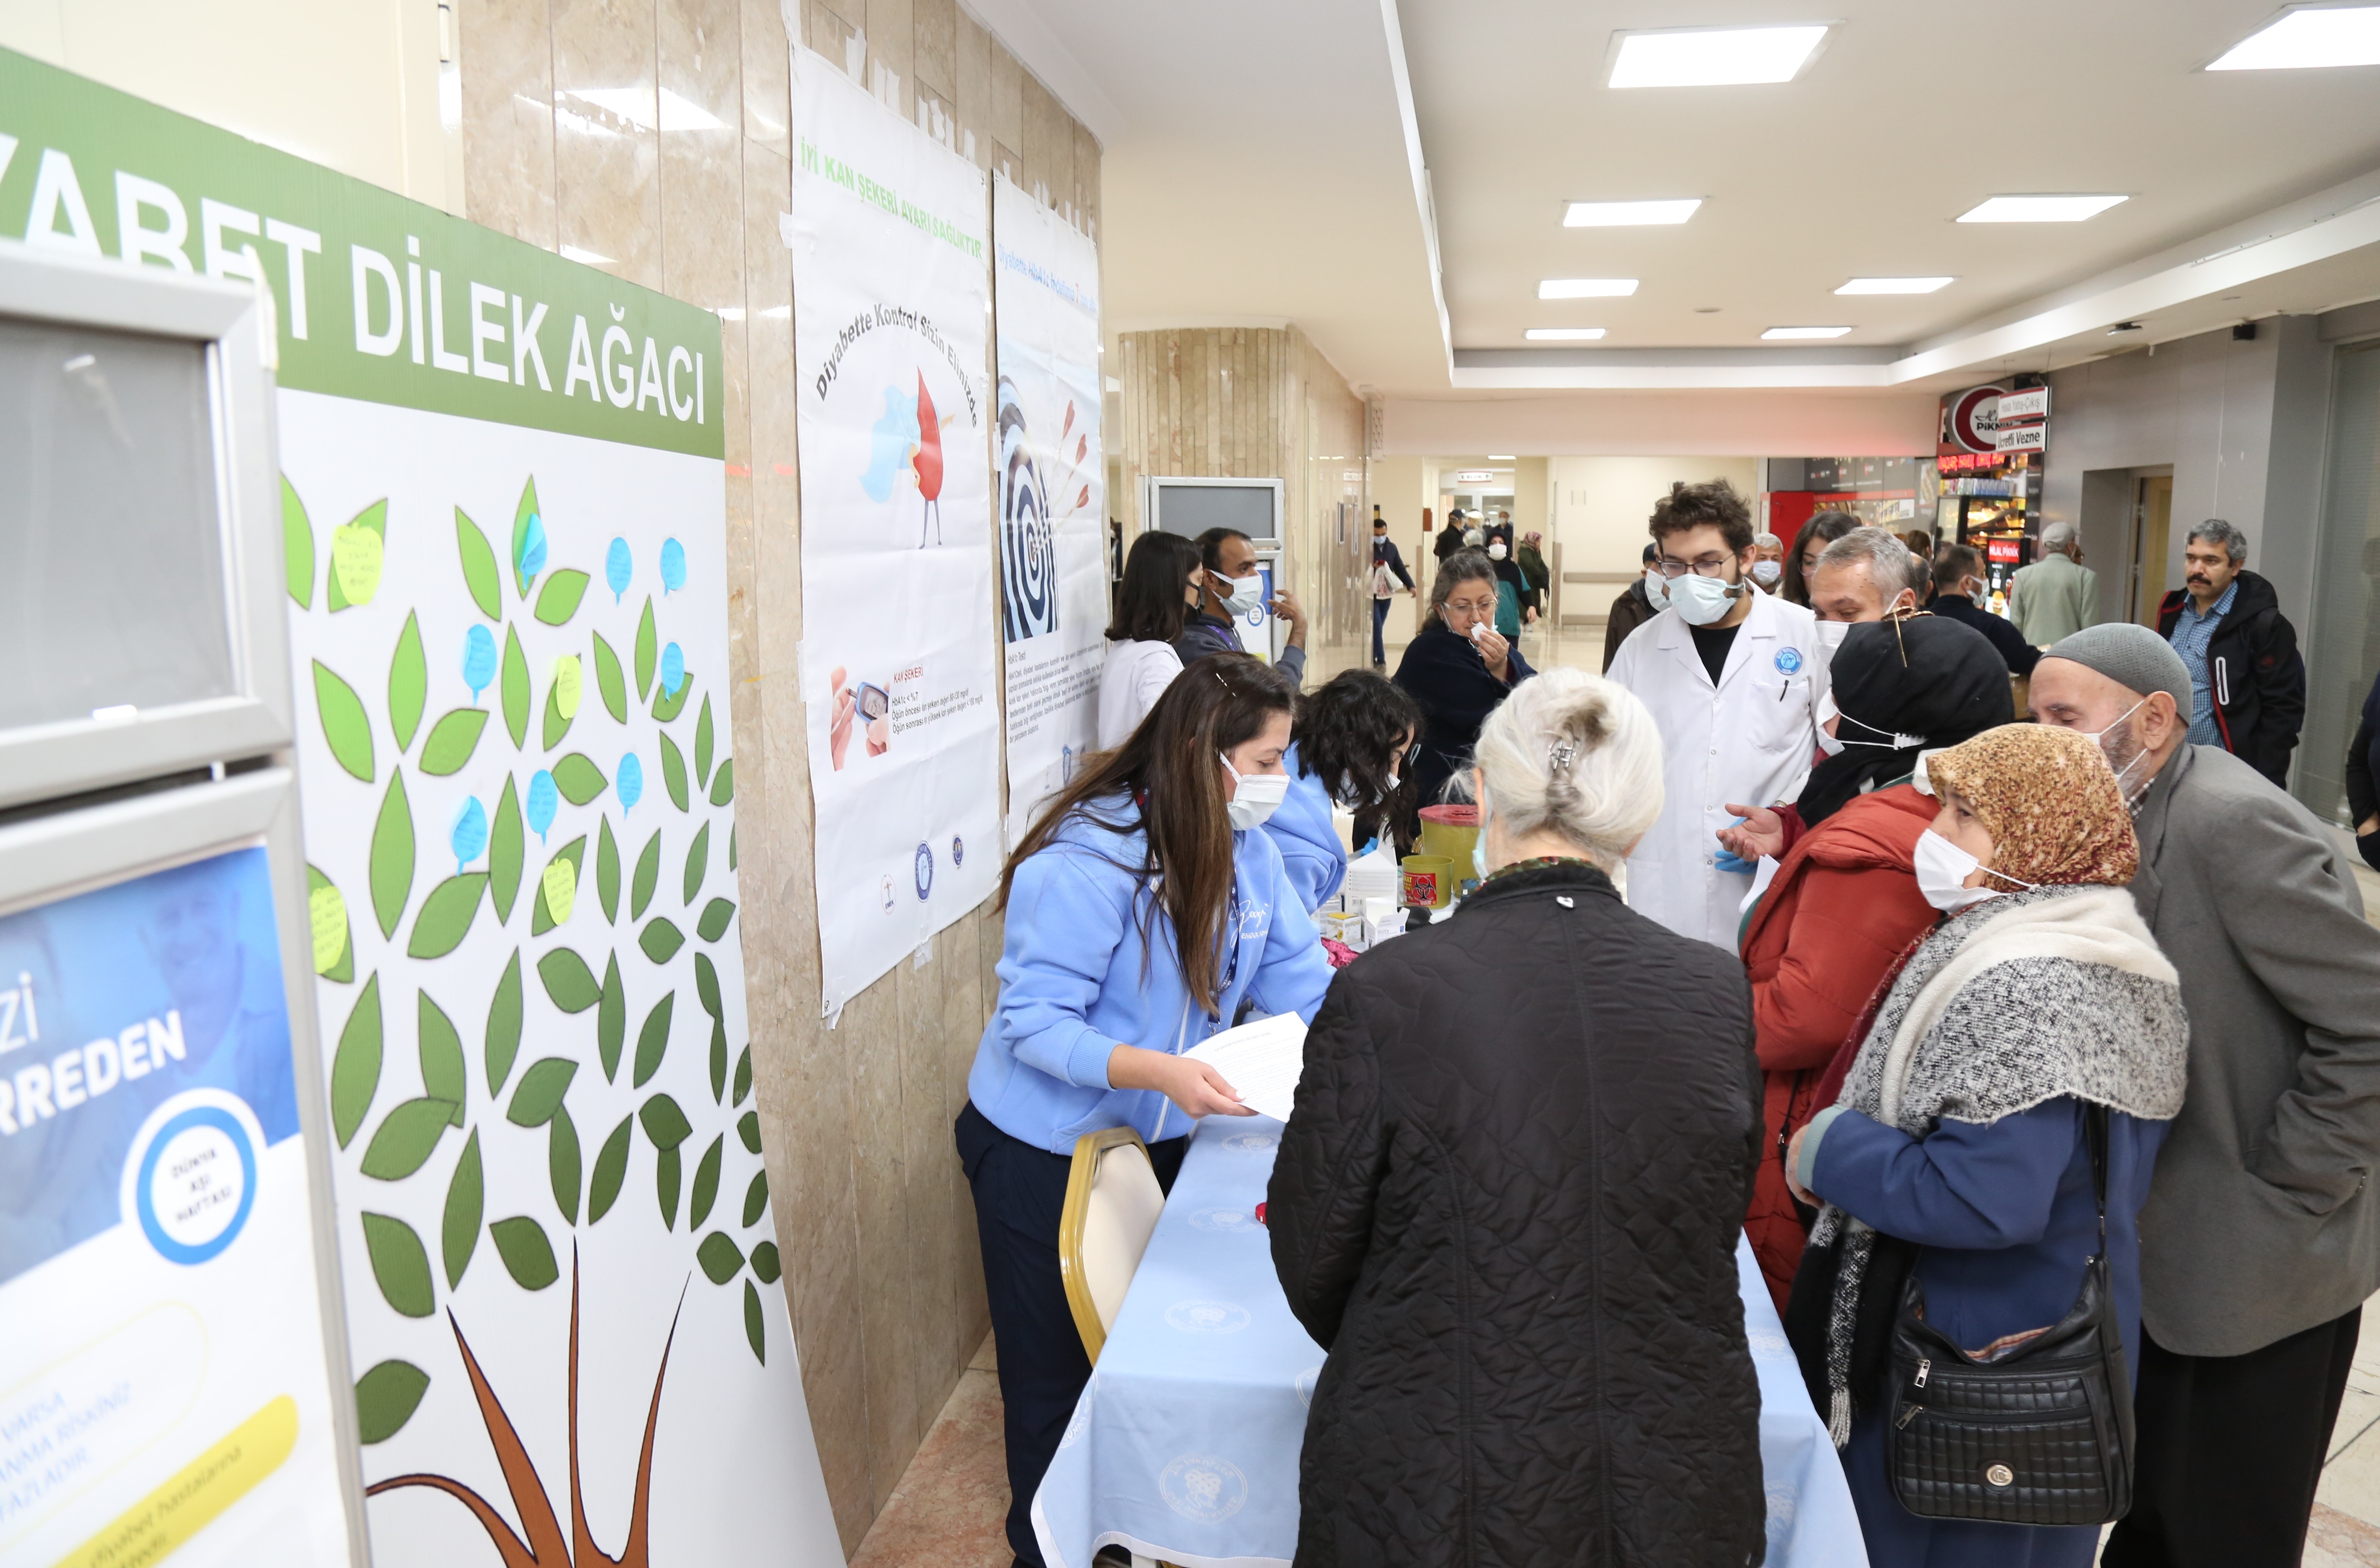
[1183, 1012, 1309, 1122]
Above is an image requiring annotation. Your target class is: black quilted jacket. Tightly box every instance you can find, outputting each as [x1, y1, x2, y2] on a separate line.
[1267, 860, 1767, 1567]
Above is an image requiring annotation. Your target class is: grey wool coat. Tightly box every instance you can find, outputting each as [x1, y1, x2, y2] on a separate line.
[2131, 742, 2380, 1357]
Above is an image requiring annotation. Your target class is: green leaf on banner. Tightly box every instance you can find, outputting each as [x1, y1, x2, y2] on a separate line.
[530, 835, 587, 936]
[500, 624, 529, 748]
[407, 874, 489, 959]
[362, 1213, 433, 1318]
[656, 1146, 681, 1230]
[632, 993, 675, 1089]
[590, 1113, 633, 1222]
[456, 507, 502, 620]
[390, 612, 426, 753]
[361, 1098, 454, 1180]
[652, 666, 692, 723]
[549, 1106, 581, 1225]
[640, 1093, 691, 1150]
[743, 1169, 769, 1227]
[631, 831, 661, 919]
[313, 660, 374, 782]
[507, 1057, 577, 1126]
[708, 758, 735, 807]
[690, 1135, 722, 1229]
[708, 1015, 727, 1104]
[442, 1128, 482, 1287]
[733, 1045, 752, 1108]
[536, 947, 601, 1012]
[597, 951, 625, 1081]
[490, 776, 523, 923]
[418, 991, 465, 1125]
[696, 1227, 741, 1286]
[635, 596, 657, 699]
[491, 1216, 558, 1290]
[535, 568, 590, 626]
[744, 1280, 765, 1363]
[592, 631, 627, 722]
[729, 824, 737, 871]
[551, 753, 607, 806]
[330, 973, 383, 1148]
[752, 1240, 781, 1285]
[420, 708, 490, 776]
[682, 823, 709, 906]
[282, 476, 315, 609]
[370, 768, 414, 940]
[694, 696, 714, 786]
[696, 899, 735, 943]
[639, 918, 684, 964]
[659, 734, 688, 811]
[355, 1360, 429, 1443]
[694, 952, 721, 1018]
[738, 1109, 762, 1154]
[308, 865, 353, 982]
[541, 674, 573, 752]
[511, 478, 541, 598]
[485, 949, 523, 1094]
[596, 817, 620, 923]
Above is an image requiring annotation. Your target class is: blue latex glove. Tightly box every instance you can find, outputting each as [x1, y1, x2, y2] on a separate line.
[1713, 817, 1755, 875]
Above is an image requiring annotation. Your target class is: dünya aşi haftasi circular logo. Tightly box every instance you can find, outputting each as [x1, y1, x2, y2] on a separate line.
[914, 841, 934, 901]
[123, 1090, 262, 1266]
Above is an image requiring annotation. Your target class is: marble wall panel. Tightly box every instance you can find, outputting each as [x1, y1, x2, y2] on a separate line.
[1072, 119, 1098, 236]
[912, 0, 955, 104]
[987, 35, 1020, 170]
[457, 0, 558, 249]
[738, 0, 789, 155]
[551, 0, 664, 288]
[863, 0, 912, 119]
[659, 0, 744, 313]
[952, 8, 990, 168]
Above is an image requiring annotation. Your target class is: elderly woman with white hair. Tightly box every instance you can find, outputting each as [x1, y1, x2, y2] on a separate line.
[1267, 668, 1767, 1568]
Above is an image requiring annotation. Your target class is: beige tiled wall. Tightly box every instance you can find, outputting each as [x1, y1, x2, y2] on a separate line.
[452, 0, 1098, 1551]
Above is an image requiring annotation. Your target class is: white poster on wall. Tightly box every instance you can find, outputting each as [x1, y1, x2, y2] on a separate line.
[787, 47, 1001, 1015]
[993, 176, 1107, 846]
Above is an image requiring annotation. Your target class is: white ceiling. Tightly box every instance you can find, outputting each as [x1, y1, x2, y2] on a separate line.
[999, 0, 2380, 396]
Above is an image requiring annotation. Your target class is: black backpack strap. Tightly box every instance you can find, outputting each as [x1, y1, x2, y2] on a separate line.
[2084, 1101, 2109, 1253]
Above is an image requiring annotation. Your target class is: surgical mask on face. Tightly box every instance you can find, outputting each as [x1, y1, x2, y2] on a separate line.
[1966, 578, 1989, 607]
[1913, 829, 2001, 914]
[1834, 710, 1928, 752]
[1218, 570, 1268, 619]
[1751, 560, 1783, 588]
[1815, 619, 1851, 651]
[1335, 771, 1396, 809]
[2076, 697, 2151, 801]
[1489, 542, 1508, 560]
[1813, 690, 1844, 757]
[1667, 570, 1739, 627]
[1219, 753, 1289, 830]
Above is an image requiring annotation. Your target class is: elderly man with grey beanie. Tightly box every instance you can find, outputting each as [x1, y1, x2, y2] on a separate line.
[2028, 623, 2380, 1568]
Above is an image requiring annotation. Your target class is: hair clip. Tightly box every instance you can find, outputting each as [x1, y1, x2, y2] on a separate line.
[1547, 740, 1579, 774]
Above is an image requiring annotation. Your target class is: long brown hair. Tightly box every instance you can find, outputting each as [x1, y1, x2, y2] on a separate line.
[1000, 652, 1296, 1013]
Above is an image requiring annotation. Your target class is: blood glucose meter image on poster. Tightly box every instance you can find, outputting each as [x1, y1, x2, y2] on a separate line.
[828, 665, 893, 771]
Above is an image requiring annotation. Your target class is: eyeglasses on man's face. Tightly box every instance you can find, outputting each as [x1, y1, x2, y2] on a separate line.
[1654, 553, 1737, 579]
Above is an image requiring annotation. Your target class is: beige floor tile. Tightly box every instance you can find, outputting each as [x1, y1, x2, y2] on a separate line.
[2309, 1502, 2380, 1567]
[848, 1361, 1011, 1568]
[2323, 1414, 2380, 1531]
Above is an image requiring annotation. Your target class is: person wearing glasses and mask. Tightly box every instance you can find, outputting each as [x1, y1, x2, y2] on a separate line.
[959, 652, 1332, 1568]
[1606, 480, 1829, 949]
[1175, 526, 1308, 687]
[1392, 549, 1537, 812]
[1266, 670, 1425, 912]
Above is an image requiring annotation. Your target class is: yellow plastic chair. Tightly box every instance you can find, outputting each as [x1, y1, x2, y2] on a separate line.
[1058, 1126, 1166, 1362]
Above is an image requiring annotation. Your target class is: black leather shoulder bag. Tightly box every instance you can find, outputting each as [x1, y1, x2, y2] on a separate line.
[1886, 1103, 2136, 1526]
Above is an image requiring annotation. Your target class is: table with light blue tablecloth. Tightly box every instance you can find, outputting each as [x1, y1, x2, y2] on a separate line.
[1033, 1113, 1869, 1568]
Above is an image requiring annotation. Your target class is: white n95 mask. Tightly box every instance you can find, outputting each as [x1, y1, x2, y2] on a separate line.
[1751, 560, 1783, 587]
[1815, 619, 1852, 651]
[1668, 572, 1739, 627]
[1219, 571, 1269, 619]
[1220, 754, 1288, 830]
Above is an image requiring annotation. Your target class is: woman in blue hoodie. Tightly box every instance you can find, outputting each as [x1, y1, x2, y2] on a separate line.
[1266, 670, 1423, 912]
[959, 651, 1333, 1567]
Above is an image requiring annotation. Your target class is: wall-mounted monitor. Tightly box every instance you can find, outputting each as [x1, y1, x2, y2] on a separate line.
[1142, 476, 1282, 543]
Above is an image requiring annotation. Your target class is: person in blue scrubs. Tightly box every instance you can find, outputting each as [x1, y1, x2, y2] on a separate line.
[1265, 671, 1423, 913]
[958, 651, 1333, 1568]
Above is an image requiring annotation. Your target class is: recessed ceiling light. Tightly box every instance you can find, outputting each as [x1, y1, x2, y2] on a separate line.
[2209, 6, 2380, 70]
[1563, 199, 1703, 227]
[1957, 195, 2128, 223]
[1487, 456, 1517, 461]
[1762, 326, 1852, 339]
[1526, 327, 1608, 340]
[1836, 277, 1954, 294]
[1608, 25, 1831, 88]
[1539, 278, 1638, 299]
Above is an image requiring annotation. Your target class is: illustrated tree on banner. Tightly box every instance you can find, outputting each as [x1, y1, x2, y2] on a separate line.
[288, 472, 771, 1564]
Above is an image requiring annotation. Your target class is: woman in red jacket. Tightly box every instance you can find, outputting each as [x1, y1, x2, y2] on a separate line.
[1736, 614, 2014, 1310]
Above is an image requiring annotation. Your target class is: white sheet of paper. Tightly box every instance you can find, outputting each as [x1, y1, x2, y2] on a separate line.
[1182, 1012, 1309, 1122]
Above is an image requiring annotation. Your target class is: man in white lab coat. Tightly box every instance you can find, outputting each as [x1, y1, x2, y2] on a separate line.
[1608, 480, 1829, 949]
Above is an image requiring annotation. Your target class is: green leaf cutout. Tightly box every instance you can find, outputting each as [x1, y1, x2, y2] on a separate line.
[282, 476, 315, 609]
[708, 758, 736, 808]
[597, 817, 620, 923]
[694, 953, 722, 1017]
[456, 507, 502, 620]
[355, 1360, 429, 1444]
[729, 825, 737, 871]
[635, 596, 657, 698]
[507, 1057, 578, 1126]
[420, 708, 490, 776]
[537, 947, 601, 1012]
[362, 1214, 434, 1318]
[490, 1215, 559, 1290]
[744, 1280, 765, 1363]
[309, 865, 355, 983]
[641, 1092, 691, 1150]
[390, 612, 426, 753]
[535, 568, 590, 626]
[631, 831, 662, 919]
[633, 993, 675, 1089]
[511, 477, 541, 598]
[656, 1146, 681, 1230]
[690, 1135, 723, 1228]
[551, 753, 608, 807]
[370, 769, 414, 940]
[733, 1045, 752, 1108]
[682, 823, 709, 906]
[442, 1128, 482, 1287]
[590, 1113, 633, 1222]
[652, 665, 693, 723]
[598, 952, 625, 1081]
[326, 501, 388, 613]
[696, 899, 735, 943]
[360, 1098, 454, 1180]
[418, 991, 465, 1126]
[549, 1105, 581, 1224]
[541, 676, 573, 753]
[751, 1240, 781, 1285]
[407, 874, 489, 959]
[592, 631, 628, 722]
[313, 661, 375, 782]
[695, 697, 714, 787]
[330, 973, 383, 1149]
[743, 1169, 769, 1227]
[696, 1227, 742, 1286]
[490, 776, 523, 923]
[531, 834, 588, 937]
[500, 624, 529, 748]
[659, 734, 689, 811]
[486, 949, 523, 1094]
[708, 1015, 727, 1103]
[738, 1109, 762, 1154]
[639, 918, 684, 964]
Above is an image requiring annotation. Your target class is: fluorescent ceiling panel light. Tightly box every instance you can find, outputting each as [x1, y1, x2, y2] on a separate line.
[2209, 5, 2380, 69]
[1525, 328, 1608, 340]
[1487, 456, 1517, 461]
[1836, 276, 1953, 294]
[1608, 25, 1830, 88]
[563, 87, 730, 133]
[1761, 326, 1852, 339]
[1539, 278, 1638, 299]
[1957, 194, 2127, 223]
[1563, 198, 1702, 227]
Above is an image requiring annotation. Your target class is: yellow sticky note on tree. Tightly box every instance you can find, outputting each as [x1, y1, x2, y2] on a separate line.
[309, 882, 347, 974]
[542, 855, 577, 926]
[553, 654, 583, 719]
[331, 522, 384, 606]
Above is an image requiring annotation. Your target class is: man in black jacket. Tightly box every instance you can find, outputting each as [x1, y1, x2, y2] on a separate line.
[1601, 543, 1659, 673]
[1368, 508, 1414, 669]
[2157, 519, 2305, 787]
[1930, 543, 2039, 676]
